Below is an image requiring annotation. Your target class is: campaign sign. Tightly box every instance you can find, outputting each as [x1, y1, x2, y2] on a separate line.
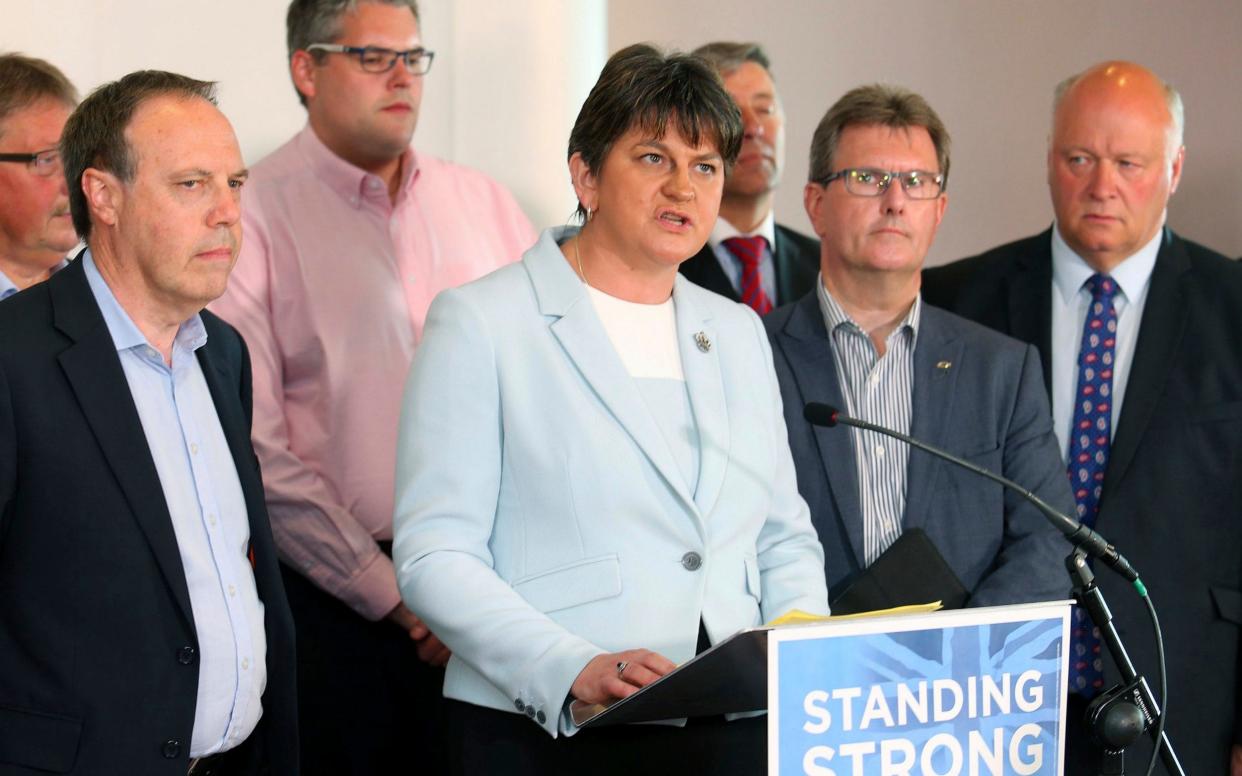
[768, 601, 1070, 776]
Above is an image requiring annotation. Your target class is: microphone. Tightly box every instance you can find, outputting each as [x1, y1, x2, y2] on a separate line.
[802, 402, 1139, 583]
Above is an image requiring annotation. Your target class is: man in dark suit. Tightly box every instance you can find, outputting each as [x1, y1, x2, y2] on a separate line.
[923, 61, 1242, 775]
[681, 42, 818, 312]
[766, 84, 1071, 613]
[0, 71, 297, 775]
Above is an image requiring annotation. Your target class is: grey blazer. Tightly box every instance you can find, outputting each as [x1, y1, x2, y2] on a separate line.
[765, 291, 1073, 607]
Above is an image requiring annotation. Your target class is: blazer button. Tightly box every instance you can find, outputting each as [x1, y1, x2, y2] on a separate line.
[514, 699, 525, 712]
[177, 646, 197, 665]
[536, 710, 547, 724]
[525, 706, 536, 718]
[681, 551, 702, 571]
[162, 739, 181, 759]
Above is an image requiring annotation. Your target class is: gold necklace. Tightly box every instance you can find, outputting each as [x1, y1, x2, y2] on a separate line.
[573, 234, 590, 288]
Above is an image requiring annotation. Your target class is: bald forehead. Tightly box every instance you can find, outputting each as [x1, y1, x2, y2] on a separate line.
[1057, 62, 1176, 128]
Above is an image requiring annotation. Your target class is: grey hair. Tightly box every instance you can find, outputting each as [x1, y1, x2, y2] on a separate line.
[807, 83, 950, 185]
[691, 41, 771, 77]
[0, 53, 78, 138]
[285, 0, 420, 105]
[1053, 67, 1184, 156]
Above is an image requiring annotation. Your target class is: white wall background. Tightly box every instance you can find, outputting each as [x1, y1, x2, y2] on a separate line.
[611, 0, 1242, 264]
[0, 0, 605, 231]
[4, 1, 1240, 263]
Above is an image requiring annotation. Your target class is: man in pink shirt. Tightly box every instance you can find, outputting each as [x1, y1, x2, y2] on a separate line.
[210, 1, 534, 772]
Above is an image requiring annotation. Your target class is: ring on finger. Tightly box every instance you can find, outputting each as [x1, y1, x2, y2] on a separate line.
[616, 660, 629, 677]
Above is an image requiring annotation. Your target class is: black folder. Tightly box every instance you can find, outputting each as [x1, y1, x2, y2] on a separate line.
[829, 527, 969, 615]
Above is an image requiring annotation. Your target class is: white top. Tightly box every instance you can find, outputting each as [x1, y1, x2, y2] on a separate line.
[585, 284, 698, 492]
[585, 285, 684, 380]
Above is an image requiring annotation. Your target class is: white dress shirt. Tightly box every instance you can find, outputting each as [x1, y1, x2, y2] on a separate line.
[1049, 225, 1162, 460]
[709, 210, 777, 301]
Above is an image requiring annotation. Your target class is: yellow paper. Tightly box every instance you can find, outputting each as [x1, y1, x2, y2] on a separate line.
[766, 601, 942, 627]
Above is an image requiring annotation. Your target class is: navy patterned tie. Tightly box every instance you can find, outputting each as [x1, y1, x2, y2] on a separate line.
[1067, 273, 1119, 698]
[722, 236, 773, 315]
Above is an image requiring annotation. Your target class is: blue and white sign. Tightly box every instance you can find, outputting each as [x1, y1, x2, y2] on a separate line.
[768, 601, 1071, 776]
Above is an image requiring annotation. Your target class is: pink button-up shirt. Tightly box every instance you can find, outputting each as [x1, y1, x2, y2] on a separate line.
[211, 126, 535, 620]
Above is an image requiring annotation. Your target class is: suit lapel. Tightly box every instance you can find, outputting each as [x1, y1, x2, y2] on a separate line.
[1104, 229, 1189, 497]
[673, 278, 729, 518]
[773, 228, 797, 304]
[196, 334, 264, 535]
[778, 294, 867, 568]
[905, 307, 964, 532]
[51, 260, 195, 629]
[529, 235, 700, 519]
[1005, 231, 1055, 394]
[679, 243, 740, 301]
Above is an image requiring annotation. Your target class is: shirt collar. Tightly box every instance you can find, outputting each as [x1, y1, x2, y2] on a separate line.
[81, 248, 207, 356]
[709, 209, 776, 249]
[0, 270, 17, 301]
[816, 272, 921, 347]
[1051, 222, 1162, 306]
[296, 124, 419, 209]
[0, 257, 70, 300]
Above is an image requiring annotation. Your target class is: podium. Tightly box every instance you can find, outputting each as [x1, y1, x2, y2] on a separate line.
[574, 601, 1071, 775]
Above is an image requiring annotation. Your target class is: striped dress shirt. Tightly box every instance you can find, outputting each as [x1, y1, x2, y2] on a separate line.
[816, 279, 921, 564]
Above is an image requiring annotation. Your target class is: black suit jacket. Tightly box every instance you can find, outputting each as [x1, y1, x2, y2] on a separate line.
[0, 258, 298, 775]
[923, 227, 1242, 775]
[678, 221, 819, 307]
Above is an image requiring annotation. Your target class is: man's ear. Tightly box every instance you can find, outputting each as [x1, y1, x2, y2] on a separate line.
[1168, 145, 1186, 195]
[81, 168, 123, 229]
[803, 182, 827, 238]
[290, 50, 318, 104]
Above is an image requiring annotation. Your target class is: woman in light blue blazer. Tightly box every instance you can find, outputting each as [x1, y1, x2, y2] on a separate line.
[392, 44, 828, 775]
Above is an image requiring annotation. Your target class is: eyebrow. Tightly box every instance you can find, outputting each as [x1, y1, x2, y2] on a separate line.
[636, 139, 723, 163]
[168, 168, 250, 180]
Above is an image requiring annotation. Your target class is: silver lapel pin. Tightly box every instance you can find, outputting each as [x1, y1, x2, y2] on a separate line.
[694, 331, 712, 353]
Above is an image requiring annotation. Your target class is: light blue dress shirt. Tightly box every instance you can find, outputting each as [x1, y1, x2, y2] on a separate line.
[82, 250, 267, 757]
[0, 269, 17, 300]
[0, 259, 69, 300]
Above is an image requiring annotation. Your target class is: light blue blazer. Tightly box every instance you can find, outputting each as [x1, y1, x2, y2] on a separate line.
[392, 228, 828, 737]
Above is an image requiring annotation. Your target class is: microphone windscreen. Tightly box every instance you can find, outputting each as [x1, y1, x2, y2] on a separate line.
[803, 402, 840, 427]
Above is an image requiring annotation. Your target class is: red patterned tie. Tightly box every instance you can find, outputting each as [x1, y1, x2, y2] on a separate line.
[722, 236, 773, 315]
[1067, 273, 1119, 699]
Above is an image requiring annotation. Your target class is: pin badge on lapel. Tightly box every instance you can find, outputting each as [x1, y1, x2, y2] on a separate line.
[936, 360, 952, 371]
[694, 331, 712, 353]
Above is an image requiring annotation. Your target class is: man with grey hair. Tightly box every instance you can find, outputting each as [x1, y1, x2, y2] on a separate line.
[209, 1, 534, 772]
[924, 61, 1242, 775]
[0, 69, 297, 775]
[0, 53, 78, 299]
[766, 83, 1070, 618]
[679, 41, 818, 313]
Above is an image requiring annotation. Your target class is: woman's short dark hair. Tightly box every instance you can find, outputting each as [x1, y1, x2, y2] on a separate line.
[566, 43, 743, 220]
[60, 70, 217, 240]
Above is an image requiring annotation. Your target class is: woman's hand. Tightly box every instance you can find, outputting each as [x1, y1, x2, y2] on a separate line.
[570, 649, 677, 705]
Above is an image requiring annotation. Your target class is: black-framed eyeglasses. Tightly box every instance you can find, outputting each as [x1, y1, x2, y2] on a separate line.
[0, 147, 61, 177]
[816, 167, 946, 199]
[306, 44, 435, 75]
